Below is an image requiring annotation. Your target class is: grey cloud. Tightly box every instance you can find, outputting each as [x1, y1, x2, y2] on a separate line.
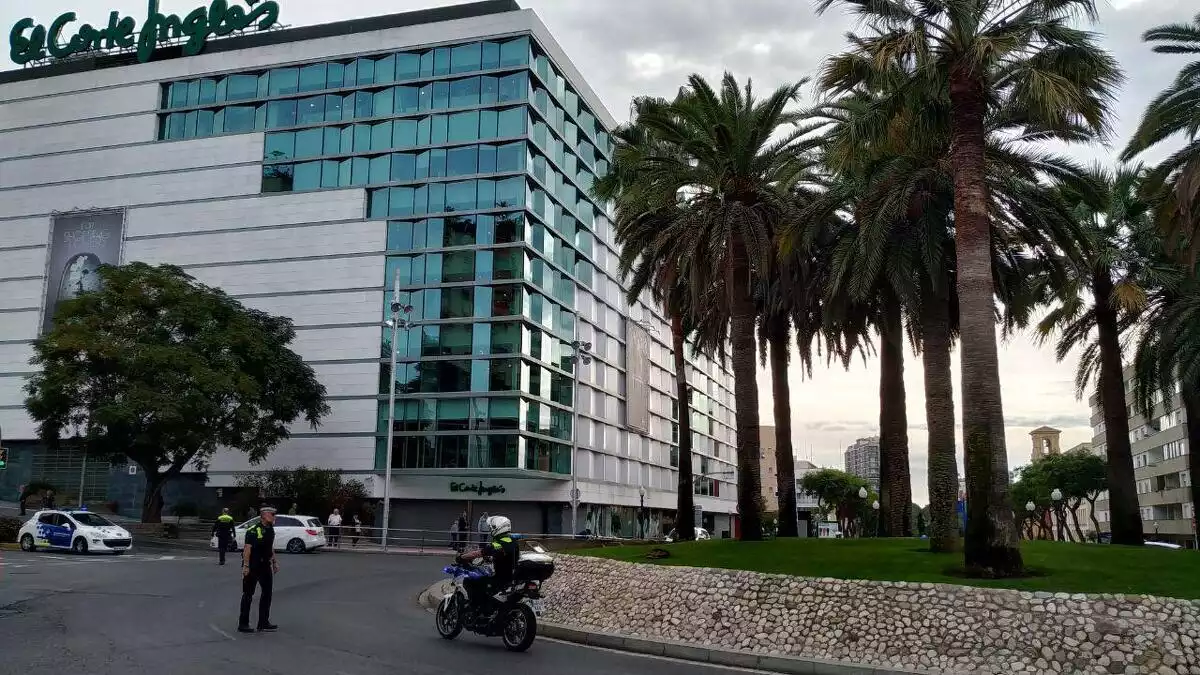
[803, 420, 877, 434]
[1003, 414, 1091, 430]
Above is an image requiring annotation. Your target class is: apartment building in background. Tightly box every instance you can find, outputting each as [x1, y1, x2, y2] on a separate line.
[1090, 366, 1194, 547]
[844, 436, 880, 493]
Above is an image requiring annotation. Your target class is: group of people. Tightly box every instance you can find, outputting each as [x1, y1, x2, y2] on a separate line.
[449, 511, 495, 552]
[15, 486, 55, 516]
[324, 508, 364, 548]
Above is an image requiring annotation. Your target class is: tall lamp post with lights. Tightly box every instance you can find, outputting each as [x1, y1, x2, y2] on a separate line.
[381, 269, 414, 551]
[569, 332, 592, 536]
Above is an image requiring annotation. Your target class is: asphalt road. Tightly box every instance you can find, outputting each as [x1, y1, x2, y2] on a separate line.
[0, 546, 751, 675]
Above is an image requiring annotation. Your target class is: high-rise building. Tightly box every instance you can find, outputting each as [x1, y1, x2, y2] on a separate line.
[759, 426, 779, 510]
[1090, 366, 1194, 547]
[844, 436, 880, 493]
[0, 0, 739, 535]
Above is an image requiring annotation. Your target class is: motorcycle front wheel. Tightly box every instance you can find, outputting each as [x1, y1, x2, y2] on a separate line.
[501, 604, 537, 652]
[435, 595, 463, 639]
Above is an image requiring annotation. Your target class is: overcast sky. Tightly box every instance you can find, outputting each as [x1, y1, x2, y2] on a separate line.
[3, 0, 1192, 503]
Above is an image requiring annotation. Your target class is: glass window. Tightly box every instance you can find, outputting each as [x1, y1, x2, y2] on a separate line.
[496, 141, 524, 172]
[441, 288, 474, 319]
[495, 213, 522, 243]
[481, 41, 500, 70]
[451, 42, 482, 74]
[418, 83, 434, 111]
[478, 144, 498, 173]
[433, 47, 451, 76]
[416, 116, 432, 145]
[224, 74, 258, 101]
[369, 155, 390, 185]
[387, 221, 414, 251]
[437, 398, 470, 434]
[443, 215, 476, 246]
[395, 85, 419, 113]
[375, 54, 396, 84]
[295, 96, 324, 124]
[432, 81, 450, 110]
[297, 63, 327, 92]
[324, 94, 344, 121]
[393, 119, 417, 148]
[445, 180, 476, 212]
[391, 152, 416, 181]
[446, 145, 478, 177]
[495, 177, 525, 208]
[224, 105, 256, 133]
[499, 36, 529, 67]
[325, 160, 344, 189]
[323, 127, 342, 155]
[167, 82, 187, 108]
[351, 157, 370, 186]
[371, 121, 393, 151]
[262, 164, 294, 192]
[264, 132, 294, 161]
[268, 67, 299, 95]
[428, 183, 446, 213]
[397, 52, 420, 80]
[442, 250, 475, 282]
[490, 359, 519, 391]
[431, 115, 449, 144]
[354, 91, 374, 119]
[489, 322, 521, 355]
[420, 50, 435, 78]
[448, 110, 479, 142]
[294, 161, 321, 190]
[390, 187, 415, 217]
[163, 112, 185, 139]
[472, 324, 492, 356]
[498, 72, 528, 103]
[353, 124, 372, 153]
[494, 248, 522, 280]
[426, 360, 470, 393]
[197, 79, 217, 105]
[450, 76, 481, 108]
[374, 88, 394, 117]
[195, 109, 215, 136]
[479, 109, 498, 140]
[497, 107, 525, 137]
[480, 76, 499, 105]
[353, 58, 375, 86]
[492, 287, 521, 316]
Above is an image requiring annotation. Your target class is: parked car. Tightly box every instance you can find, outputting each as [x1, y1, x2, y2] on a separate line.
[209, 514, 326, 554]
[664, 527, 711, 543]
[18, 509, 133, 554]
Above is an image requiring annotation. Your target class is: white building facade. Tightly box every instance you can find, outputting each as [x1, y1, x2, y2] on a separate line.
[0, 0, 738, 535]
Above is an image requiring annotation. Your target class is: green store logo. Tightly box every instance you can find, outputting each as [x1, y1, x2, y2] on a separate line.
[450, 481, 507, 497]
[9, 0, 281, 66]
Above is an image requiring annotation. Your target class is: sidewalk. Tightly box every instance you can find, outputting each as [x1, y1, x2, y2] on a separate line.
[416, 580, 927, 675]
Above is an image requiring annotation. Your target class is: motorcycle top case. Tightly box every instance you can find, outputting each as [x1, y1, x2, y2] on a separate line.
[515, 552, 555, 581]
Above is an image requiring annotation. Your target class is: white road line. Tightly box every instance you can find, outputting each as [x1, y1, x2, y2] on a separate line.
[209, 624, 235, 641]
[538, 637, 774, 673]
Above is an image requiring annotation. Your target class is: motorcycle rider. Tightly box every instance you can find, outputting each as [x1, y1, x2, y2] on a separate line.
[457, 515, 519, 621]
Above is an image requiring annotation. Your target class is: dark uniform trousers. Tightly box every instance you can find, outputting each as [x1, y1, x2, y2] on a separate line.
[217, 535, 232, 564]
[239, 566, 273, 628]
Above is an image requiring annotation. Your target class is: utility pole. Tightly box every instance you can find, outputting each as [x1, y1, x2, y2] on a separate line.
[380, 270, 413, 551]
[568, 326, 591, 536]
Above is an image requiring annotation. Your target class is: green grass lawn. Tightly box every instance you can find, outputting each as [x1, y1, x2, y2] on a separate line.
[577, 538, 1200, 599]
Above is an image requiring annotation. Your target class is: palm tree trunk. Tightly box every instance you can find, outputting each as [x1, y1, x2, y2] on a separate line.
[1069, 500, 1086, 542]
[922, 291, 960, 552]
[1183, 387, 1200, 535]
[949, 69, 1021, 575]
[671, 311, 696, 542]
[1092, 268, 1143, 546]
[769, 318, 799, 537]
[728, 233, 764, 541]
[879, 292, 911, 537]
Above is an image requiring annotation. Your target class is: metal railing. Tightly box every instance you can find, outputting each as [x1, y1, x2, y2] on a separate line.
[321, 526, 645, 554]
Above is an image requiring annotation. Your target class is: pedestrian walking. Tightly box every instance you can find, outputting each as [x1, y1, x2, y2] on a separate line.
[456, 512, 468, 552]
[246, 506, 257, 521]
[212, 508, 236, 566]
[327, 508, 342, 548]
[288, 502, 298, 515]
[17, 485, 25, 516]
[351, 514, 362, 547]
[42, 490, 55, 509]
[477, 511, 490, 545]
[449, 518, 459, 551]
[238, 505, 279, 633]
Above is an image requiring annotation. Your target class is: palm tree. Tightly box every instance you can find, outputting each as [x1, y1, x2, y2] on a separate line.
[1121, 12, 1200, 260]
[816, 0, 1122, 574]
[620, 74, 813, 541]
[1037, 166, 1159, 546]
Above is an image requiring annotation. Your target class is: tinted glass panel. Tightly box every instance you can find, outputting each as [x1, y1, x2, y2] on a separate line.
[268, 67, 299, 95]
[298, 63, 327, 92]
[451, 42, 481, 74]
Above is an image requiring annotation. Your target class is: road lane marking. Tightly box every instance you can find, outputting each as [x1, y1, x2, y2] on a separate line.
[209, 624, 235, 641]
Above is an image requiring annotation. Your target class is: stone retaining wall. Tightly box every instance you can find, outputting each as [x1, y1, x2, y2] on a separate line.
[541, 555, 1200, 675]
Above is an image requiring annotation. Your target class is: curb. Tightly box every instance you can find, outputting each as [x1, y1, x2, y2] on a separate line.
[0, 543, 19, 551]
[415, 581, 930, 675]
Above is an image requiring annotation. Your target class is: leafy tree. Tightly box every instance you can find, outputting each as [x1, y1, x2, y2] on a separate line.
[1010, 463, 1052, 540]
[800, 468, 874, 538]
[1060, 449, 1108, 538]
[816, 0, 1121, 575]
[25, 263, 329, 522]
[235, 466, 369, 517]
[1037, 165, 1160, 545]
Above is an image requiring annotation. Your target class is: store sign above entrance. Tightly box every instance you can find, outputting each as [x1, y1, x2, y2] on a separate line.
[9, 0, 281, 67]
[451, 481, 507, 497]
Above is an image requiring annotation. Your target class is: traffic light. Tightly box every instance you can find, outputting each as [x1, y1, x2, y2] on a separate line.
[0, 446, 7, 470]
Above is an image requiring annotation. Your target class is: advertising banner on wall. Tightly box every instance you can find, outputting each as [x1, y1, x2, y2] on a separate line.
[41, 210, 126, 334]
[626, 323, 651, 434]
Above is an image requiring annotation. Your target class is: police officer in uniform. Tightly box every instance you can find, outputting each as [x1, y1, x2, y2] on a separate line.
[238, 505, 279, 633]
[212, 508, 236, 566]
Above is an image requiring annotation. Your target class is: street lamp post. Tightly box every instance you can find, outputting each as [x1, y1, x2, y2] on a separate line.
[639, 486, 647, 540]
[380, 269, 414, 552]
[856, 486, 868, 538]
[1025, 501, 1036, 540]
[568, 329, 592, 537]
[871, 499, 880, 538]
[1050, 488, 1064, 542]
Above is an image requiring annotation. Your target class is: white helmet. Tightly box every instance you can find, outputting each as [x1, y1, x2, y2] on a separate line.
[487, 515, 512, 538]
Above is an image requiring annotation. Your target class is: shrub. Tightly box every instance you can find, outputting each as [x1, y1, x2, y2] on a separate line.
[0, 516, 21, 542]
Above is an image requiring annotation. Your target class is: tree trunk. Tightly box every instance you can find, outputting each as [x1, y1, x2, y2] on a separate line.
[1087, 497, 1101, 537]
[949, 69, 1022, 575]
[142, 472, 166, 523]
[727, 232, 763, 541]
[1183, 388, 1200, 535]
[922, 290, 960, 552]
[1092, 268, 1143, 546]
[1069, 500, 1086, 542]
[769, 319, 799, 538]
[671, 311, 696, 542]
[879, 293, 912, 537]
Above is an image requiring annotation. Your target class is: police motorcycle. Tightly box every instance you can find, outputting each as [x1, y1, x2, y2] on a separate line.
[434, 537, 555, 652]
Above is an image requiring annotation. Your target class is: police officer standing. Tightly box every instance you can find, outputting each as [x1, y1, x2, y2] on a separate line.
[212, 508, 235, 566]
[238, 505, 279, 633]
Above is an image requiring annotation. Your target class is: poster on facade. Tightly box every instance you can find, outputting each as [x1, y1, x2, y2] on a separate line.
[626, 322, 651, 434]
[41, 210, 126, 334]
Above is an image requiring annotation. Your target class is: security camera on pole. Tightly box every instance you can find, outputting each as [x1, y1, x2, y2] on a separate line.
[381, 270, 414, 551]
[568, 330, 591, 536]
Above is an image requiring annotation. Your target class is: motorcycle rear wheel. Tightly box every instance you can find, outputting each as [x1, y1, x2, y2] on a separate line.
[501, 604, 537, 652]
[436, 596, 463, 639]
